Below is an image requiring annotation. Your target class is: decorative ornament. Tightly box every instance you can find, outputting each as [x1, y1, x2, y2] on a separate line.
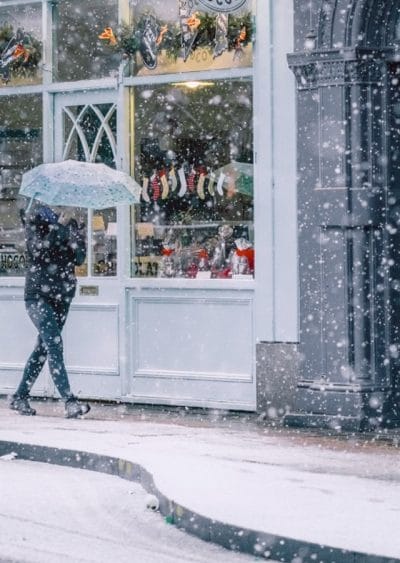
[98, 10, 252, 68]
[187, 167, 196, 192]
[156, 25, 168, 46]
[231, 237, 254, 275]
[216, 172, 225, 196]
[207, 171, 216, 196]
[233, 26, 246, 61]
[160, 243, 176, 277]
[213, 13, 228, 58]
[0, 26, 41, 84]
[99, 17, 167, 70]
[179, 1, 200, 61]
[139, 15, 160, 70]
[150, 172, 161, 201]
[197, 166, 207, 200]
[98, 27, 117, 46]
[159, 168, 169, 199]
[177, 167, 187, 197]
[169, 167, 178, 191]
[211, 224, 233, 276]
[141, 176, 150, 203]
[198, 248, 209, 271]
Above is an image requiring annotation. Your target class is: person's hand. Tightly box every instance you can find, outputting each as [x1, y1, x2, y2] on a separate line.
[58, 211, 72, 226]
[58, 209, 79, 226]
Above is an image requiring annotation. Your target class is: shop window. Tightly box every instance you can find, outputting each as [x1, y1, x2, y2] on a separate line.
[0, 95, 42, 276]
[53, 0, 119, 82]
[0, 3, 42, 88]
[112, 0, 253, 77]
[130, 79, 254, 279]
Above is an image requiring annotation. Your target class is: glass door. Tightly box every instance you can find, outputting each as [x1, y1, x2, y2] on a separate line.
[53, 90, 122, 400]
[55, 91, 118, 278]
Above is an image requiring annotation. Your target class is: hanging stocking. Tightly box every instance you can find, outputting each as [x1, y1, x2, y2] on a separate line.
[177, 167, 187, 197]
[141, 176, 150, 203]
[151, 172, 161, 201]
[207, 171, 216, 196]
[187, 167, 196, 192]
[169, 167, 178, 191]
[216, 172, 225, 196]
[159, 169, 170, 200]
[197, 167, 206, 200]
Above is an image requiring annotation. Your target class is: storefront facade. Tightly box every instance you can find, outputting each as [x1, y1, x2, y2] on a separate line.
[286, 0, 400, 430]
[0, 0, 297, 412]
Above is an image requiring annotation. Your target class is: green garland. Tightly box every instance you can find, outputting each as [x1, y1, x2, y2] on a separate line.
[0, 24, 42, 81]
[105, 12, 252, 62]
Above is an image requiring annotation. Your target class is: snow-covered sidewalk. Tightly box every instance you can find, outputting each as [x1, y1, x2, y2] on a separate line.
[0, 459, 255, 563]
[0, 399, 399, 561]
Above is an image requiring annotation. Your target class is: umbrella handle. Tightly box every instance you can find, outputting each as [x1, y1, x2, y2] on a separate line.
[25, 196, 36, 213]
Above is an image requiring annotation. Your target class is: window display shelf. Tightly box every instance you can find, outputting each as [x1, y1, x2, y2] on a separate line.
[135, 221, 252, 231]
[134, 219, 254, 279]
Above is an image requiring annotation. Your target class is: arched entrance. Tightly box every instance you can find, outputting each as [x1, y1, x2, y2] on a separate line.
[286, 0, 400, 430]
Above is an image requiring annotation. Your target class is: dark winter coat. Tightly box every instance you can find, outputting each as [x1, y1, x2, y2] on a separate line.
[24, 205, 86, 302]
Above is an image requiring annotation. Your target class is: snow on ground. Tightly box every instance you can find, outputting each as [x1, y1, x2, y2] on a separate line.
[1, 404, 400, 559]
[0, 459, 257, 563]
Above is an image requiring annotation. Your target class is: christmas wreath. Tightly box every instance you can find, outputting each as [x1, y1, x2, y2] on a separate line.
[0, 24, 41, 83]
[99, 11, 252, 70]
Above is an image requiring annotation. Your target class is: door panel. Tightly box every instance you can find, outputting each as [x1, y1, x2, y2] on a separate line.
[54, 90, 121, 399]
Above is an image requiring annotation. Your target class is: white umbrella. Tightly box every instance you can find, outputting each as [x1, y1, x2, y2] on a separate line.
[19, 160, 141, 209]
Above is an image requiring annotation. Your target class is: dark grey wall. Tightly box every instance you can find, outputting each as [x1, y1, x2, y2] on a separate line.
[285, 0, 400, 430]
[256, 343, 299, 418]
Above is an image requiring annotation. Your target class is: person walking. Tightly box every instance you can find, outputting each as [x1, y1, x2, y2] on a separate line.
[10, 202, 91, 418]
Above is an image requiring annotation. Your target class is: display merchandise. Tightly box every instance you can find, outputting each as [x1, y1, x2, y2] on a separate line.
[0, 24, 41, 84]
[131, 78, 254, 279]
[99, 9, 252, 70]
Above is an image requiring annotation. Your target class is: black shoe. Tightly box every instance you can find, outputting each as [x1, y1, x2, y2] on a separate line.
[10, 397, 36, 416]
[65, 400, 91, 419]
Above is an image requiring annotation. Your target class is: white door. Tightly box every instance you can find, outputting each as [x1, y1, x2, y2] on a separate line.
[54, 90, 122, 400]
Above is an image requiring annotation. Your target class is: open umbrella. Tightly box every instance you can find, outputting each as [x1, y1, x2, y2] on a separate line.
[215, 161, 253, 197]
[19, 160, 141, 209]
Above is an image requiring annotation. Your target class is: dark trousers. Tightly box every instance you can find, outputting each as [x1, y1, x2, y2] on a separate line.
[15, 298, 73, 401]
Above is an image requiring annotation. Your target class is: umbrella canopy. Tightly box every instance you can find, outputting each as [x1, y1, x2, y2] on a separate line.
[19, 160, 141, 209]
[215, 161, 253, 197]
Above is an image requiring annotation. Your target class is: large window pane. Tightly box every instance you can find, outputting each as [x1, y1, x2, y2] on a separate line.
[131, 79, 254, 279]
[0, 95, 42, 276]
[53, 0, 119, 82]
[0, 3, 42, 88]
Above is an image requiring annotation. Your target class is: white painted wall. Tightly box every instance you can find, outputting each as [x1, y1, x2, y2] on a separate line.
[272, 0, 298, 342]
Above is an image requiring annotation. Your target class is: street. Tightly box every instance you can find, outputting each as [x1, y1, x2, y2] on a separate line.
[0, 459, 257, 563]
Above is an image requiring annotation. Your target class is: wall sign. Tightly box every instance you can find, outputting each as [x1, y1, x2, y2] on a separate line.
[79, 285, 99, 296]
[196, 0, 247, 13]
[0, 253, 26, 272]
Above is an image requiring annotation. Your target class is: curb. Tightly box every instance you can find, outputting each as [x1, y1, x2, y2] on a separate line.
[0, 440, 398, 563]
